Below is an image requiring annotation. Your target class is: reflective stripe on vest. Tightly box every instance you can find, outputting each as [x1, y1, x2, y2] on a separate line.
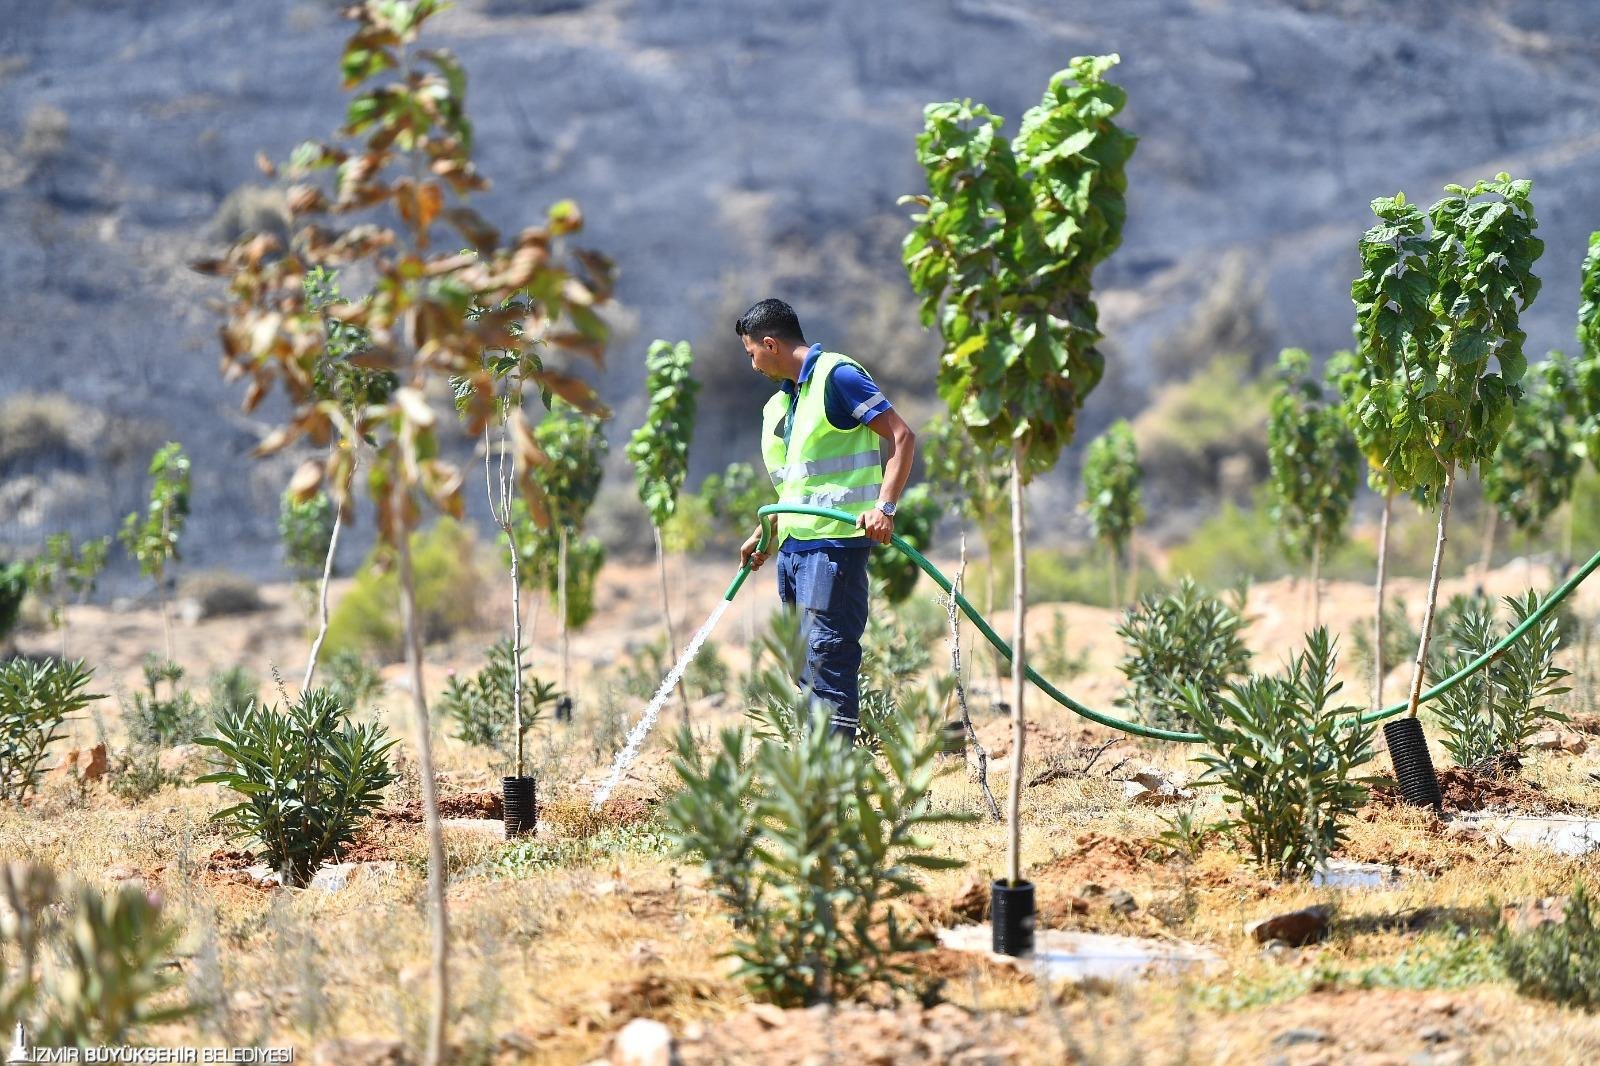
[759, 352, 883, 545]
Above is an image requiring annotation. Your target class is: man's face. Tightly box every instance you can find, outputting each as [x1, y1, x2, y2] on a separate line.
[742, 333, 782, 380]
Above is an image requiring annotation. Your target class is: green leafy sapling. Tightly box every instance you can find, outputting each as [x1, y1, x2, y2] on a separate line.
[1350, 175, 1543, 721]
[904, 55, 1135, 891]
[1265, 349, 1361, 625]
[25, 533, 111, 659]
[536, 402, 609, 701]
[1481, 356, 1580, 574]
[625, 339, 699, 726]
[1079, 418, 1144, 607]
[118, 443, 190, 662]
[198, 688, 398, 886]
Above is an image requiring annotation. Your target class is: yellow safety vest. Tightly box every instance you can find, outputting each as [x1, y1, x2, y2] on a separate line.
[760, 352, 884, 546]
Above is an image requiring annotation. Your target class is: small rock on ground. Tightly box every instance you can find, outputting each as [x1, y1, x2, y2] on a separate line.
[611, 1017, 677, 1066]
[1248, 905, 1333, 947]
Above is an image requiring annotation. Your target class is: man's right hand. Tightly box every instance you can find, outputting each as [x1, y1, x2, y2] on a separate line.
[740, 531, 769, 571]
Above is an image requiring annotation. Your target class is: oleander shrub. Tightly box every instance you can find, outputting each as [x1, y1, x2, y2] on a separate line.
[438, 639, 559, 757]
[0, 862, 191, 1044]
[123, 657, 205, 750]
[1182, 628, 1380, 877]
[1116, 578, 1251, 730]
[0, 657, 100, 803]
[1431, 591, 1569, 768]
[666, 694, 969, 1006]
[197, 688, 397, 886]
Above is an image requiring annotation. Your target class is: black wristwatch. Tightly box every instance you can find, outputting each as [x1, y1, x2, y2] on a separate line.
[876, 500, 897, 518]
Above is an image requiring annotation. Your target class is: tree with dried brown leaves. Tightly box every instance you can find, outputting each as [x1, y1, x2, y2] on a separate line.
[193, 3, 613, 1062]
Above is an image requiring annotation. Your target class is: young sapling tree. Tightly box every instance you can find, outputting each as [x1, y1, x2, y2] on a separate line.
[1349, 176, 1542, 731]
[625, 339, 699, 727]
[1265, 348, 1360, 625]
[195, 3, 615, 1059]
[904, 56, 1135, 911]
[1079, 418, 1144, 608]
[536, 401, 609, 704]
[1481, 356, 1580, 573]
[25, 533, 110, 660]
[118, 443, 190, 662]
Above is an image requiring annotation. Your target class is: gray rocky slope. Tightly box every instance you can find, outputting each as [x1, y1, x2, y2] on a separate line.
[3, 0, 1600, 578]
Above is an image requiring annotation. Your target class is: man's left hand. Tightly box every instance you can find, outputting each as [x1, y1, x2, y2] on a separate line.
[857, 507, 894, 545]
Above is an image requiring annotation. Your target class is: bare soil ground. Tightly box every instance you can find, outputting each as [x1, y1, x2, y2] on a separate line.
[7, 553, 1600, 1063]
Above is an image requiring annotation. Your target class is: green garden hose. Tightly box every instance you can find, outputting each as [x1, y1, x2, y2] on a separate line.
[722, 503, 1600, 744]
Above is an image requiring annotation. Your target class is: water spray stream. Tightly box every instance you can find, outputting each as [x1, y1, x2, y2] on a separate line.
[592, 600, 731, 808]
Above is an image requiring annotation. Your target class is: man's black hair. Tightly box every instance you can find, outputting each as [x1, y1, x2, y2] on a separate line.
[734, 298, 805, 345]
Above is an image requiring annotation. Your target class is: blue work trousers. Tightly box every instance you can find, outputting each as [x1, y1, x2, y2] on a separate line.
[776, 544, 870, 740]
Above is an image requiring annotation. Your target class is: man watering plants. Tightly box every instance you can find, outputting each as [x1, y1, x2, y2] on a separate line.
[735, 298, 917, 743]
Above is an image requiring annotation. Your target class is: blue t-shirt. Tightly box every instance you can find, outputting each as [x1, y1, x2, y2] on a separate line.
[777, 344, 892, 554]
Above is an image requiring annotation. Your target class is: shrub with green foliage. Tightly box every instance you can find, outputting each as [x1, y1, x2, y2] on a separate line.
[438, 639, 559, 756]
[1497, 880, 1600, 1009]
[1116, 578, 1251, 730]
[324, 518, 483, 660]
[0, 657, 100, 803]
[1182, 629, 1380, 877]
[1430, 591, 1569, 767]
[198, 688, 398, 886]
[0, 862, 191, 1044]
[666, 698, 969, 1006]
[124, 657, 205, 750]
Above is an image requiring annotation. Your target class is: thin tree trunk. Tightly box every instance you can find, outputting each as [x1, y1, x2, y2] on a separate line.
[1373, 485, 1393, 711]
[558, 525, 570, 698]
[1310, 539, 1322, 629]
[1126, 536, 1140, 605]
[508, 519, 525, 778]
[1107, 544, 1120, 610]
[396, 509, 449, 1066]
[1405, 467, 1457, 719]
[653, 524, 691, 729]
[158, 577, 173, 665]
[1006, 443, 1027, 887]
[301, 491, 345, 693]
[951, 529, 1000, 822]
